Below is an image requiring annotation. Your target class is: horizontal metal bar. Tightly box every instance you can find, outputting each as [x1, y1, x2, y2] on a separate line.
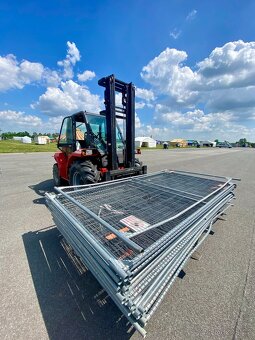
[168, 169, 231, 181]
[129, 178, 233, 237]
[53, 188, 144, 254]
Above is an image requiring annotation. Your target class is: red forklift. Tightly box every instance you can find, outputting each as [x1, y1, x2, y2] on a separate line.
[53, 74, 147, 186]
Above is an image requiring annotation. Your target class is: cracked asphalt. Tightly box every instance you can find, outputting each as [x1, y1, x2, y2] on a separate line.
[0, 148, 254, 340]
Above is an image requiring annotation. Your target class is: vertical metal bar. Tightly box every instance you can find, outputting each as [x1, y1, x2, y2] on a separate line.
[104, 75, 118, 170]
[126, 82, 135, 167]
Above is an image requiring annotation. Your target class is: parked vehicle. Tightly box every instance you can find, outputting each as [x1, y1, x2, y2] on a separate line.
[53, 75, 147, 186]
[216, 141, 232, 148]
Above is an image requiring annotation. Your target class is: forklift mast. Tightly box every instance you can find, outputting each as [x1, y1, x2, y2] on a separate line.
[98, 74, 135, 170]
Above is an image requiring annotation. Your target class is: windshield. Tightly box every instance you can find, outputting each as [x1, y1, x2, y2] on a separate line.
[86, 114, 106, 140]
[85, 113, 125, 155]
[85, 114, 107, 152]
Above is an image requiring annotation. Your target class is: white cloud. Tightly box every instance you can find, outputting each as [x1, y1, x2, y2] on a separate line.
[42, 116, 65, 131]
[141, 47, 198, 105]
[136, 87, 155, 101]
[57, 41, 81, 79]
[140, 41, 255, 140]
[32, 80, 101, 115]
[0, 110, 65, 133]
[151, 105, 255, 141]
[0, 54, 44, 92]
[160, 108, 233, 132]
[136, 124, 169, 139]
[43, 69, 61, 87]
[186, 9, 197, 21]
[0, 41, 83, 92]
[141, 41, 255, 117]
[197, 41, 255, 89]
[135, 113, 142, 128]
[78, 70, 96, 82]
[0, 110, 42, 130]
[169, 28, 182, 40]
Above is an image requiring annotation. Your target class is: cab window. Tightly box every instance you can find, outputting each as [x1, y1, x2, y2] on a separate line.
[59, 117, 73, 145]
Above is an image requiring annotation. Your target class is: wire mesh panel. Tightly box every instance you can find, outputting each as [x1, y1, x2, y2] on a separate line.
[137, 171, 227, 197]
[46, 170, 236, 337]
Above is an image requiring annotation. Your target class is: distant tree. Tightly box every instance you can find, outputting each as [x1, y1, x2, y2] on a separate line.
[238, 138, 250, 147]
[16, 131, 32, 137]
[1, 132, 11, 139]
[214, 139, 219, 144]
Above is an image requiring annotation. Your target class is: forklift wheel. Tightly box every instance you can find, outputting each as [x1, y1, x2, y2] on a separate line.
[53, 163, 65, 186]
[69, 161, 99, 186]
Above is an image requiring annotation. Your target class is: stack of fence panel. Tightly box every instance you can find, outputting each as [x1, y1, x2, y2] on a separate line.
[46, 170, 236, 337]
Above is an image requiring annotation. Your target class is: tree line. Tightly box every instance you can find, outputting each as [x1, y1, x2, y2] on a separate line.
[0, 131, 59, 140]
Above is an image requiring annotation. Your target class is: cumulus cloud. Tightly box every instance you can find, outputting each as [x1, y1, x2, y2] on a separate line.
[43, 69, 61, 87]
[141, 47, 199, 106]
[42, 115, 65, 131]
[150, 104, 255, 140]
[197, 41, 255, 89]
[0, 110, 42, 130]
[160, 108, 234, 132]
[136, 87, 155, 101]
[78, 70, 96, 82]
[136, 124, 169, 139]
[135, 113, 142, 128]
[0, 41, 83, 92]
[0, 54, 44, 92]
[140, 40, 255, 140]
[32, 80, 101, 115]
[57, 41, 81, 79]
[141, 40, 255, 115]
[0, 110, 67, 133]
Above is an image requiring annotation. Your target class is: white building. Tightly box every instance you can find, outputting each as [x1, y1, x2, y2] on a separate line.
[13, 136, 23, 141]
[21, 136, 32, 144]
[34, 136, 50, 145]
[135, 137, 157, 148]
[200, 140, 216, 147]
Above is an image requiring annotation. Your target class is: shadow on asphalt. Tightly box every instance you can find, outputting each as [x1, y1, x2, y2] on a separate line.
[22, 227, 135, 340]
[29, 179, 55, 204]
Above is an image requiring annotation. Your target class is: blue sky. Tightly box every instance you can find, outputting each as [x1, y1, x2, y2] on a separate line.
[0, 0, 255, 141]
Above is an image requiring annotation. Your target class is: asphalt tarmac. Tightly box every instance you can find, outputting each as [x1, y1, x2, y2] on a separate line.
[0, 148, 254, 340]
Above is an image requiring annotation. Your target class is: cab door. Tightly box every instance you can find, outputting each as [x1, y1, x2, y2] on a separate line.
[57, 116, 75, 178]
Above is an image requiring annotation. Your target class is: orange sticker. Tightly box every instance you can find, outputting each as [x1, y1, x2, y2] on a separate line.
[105, 227, 130, 240]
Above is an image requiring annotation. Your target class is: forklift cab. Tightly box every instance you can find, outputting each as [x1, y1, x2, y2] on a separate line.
[57, 111, 125, 165]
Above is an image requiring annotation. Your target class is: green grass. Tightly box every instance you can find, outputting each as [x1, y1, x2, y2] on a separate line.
[0, 140, 58, 153]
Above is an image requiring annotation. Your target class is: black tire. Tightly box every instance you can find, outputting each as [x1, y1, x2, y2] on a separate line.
[69, 160, 100, 186]
[53, 163, 65, 186]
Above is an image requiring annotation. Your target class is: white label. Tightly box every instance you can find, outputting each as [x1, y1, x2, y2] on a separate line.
[120, 215, 150, 232]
